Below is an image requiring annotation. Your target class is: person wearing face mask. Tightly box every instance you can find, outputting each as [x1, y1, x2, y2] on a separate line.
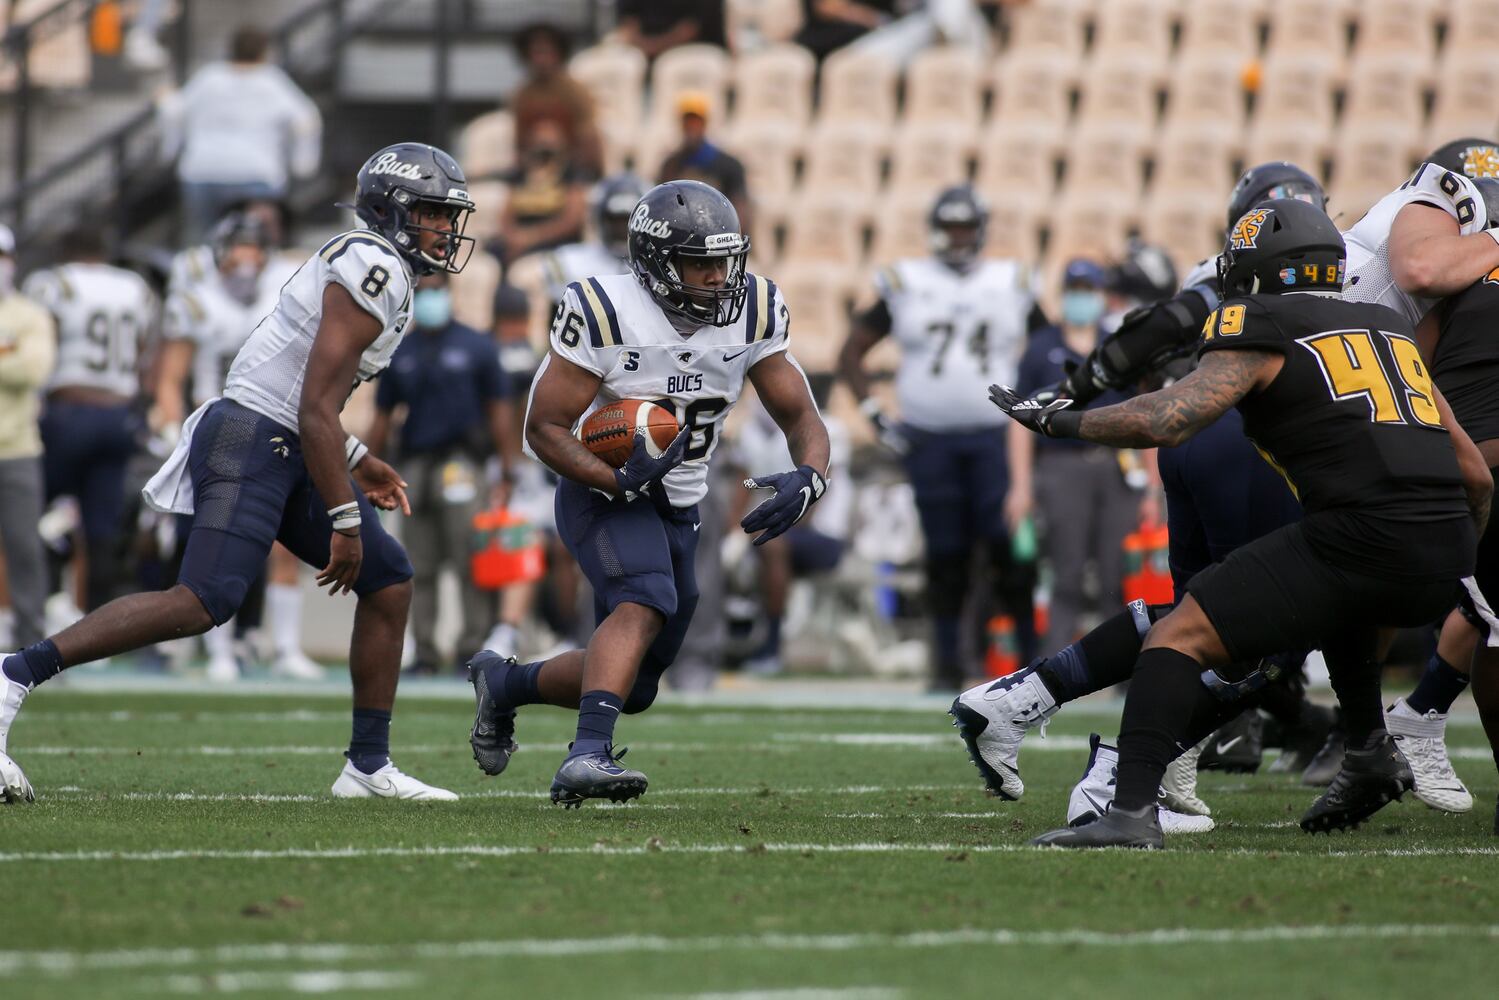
[367, 272, 517, 674]
[0, 226, 57, 651]
[1009, 258, 1140, 653]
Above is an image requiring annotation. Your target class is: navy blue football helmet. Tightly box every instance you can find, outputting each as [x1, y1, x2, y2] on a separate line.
[592, 172, 648, 259]
[627, 180, 749, 326]
[929, 185, 988, 270]
[1225, 162, 1326, 233]
[351, 142, 476, 274]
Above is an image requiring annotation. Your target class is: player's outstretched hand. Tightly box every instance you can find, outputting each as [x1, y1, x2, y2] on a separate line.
[988, 384, 1080, 438]
[740, 466, 827, 546]
[353, 455, 411, 515]
[614, 426, 691, 501]
[318, 532, 363, 596]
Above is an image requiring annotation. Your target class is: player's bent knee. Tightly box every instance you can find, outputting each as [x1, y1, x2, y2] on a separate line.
[622, 671, 661, 714]
[169, 584, 219, 636]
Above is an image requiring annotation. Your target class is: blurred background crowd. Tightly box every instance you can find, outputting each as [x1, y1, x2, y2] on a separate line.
[1, 0, 1493, 691]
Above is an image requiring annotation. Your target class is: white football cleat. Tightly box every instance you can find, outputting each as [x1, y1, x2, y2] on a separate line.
[1158, 807, 1214, 834]
[205, 654, 240, 683]
[1161, 737, 1211, 817]
[1385, 697, 1472, 813]
[0, 665, 30, 755]
[270, 650, 325, 681]
[0, 750, 35, 804]
[330, 760, 458, 801]
[949, 668, 1059, 800]
[1066, 733, 1215, 834]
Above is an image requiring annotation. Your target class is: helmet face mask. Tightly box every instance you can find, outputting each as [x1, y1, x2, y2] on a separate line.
[352, 143, 476, 275]
[628, 180, 750, 327]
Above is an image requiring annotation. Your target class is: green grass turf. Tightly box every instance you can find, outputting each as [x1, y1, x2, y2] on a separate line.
[1, 686, 1496, 999]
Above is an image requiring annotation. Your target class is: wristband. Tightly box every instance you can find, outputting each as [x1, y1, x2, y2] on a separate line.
[328, 500, 362, 535]
[1045, 409, 1084, 439]
[345, 434, 369, 471]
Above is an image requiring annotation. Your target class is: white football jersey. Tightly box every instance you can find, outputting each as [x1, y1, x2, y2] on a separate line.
[536, 241, 628, 303]
[526, 271, 791, 507]
[24, 263, 155, 398]
[164, 258, 298, 405]
[876, 257, 1034, 432]
[1343, 162, 1488, 322]
[223, 229, 413, 432]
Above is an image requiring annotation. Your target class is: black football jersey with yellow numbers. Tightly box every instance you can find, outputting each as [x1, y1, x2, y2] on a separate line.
[1198, 292, 1468, 539]
[1433, 272, 1499, 443]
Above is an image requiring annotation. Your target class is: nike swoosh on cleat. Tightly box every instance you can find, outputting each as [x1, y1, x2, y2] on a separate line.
[1215, 736, 1243, 755]
[1081, 789, 1109, 817]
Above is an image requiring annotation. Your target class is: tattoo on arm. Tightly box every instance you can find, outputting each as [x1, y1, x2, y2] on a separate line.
[1076, 349, 1273, 448]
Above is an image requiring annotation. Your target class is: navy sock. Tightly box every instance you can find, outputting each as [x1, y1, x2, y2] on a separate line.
[494, 659, 544, 711]
[570, 689, 624, 758]
[2, 640, 66, 689]
[346, 708, 392, 774]
[1036, 601, 1156, 703]
[758, 617, 783, 659]
[1406, 653, 1470, 715]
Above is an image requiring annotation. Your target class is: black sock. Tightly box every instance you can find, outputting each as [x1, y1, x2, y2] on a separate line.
[1325, 653, 1385, 747]
[2, 640, 66, 689]
[1036, 600, 1160, 702]
[346, 708, 392, 774]
[1115, 647, 1219, 811]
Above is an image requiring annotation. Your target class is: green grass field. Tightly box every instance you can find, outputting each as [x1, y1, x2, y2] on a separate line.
[2, 681, 1496, 999]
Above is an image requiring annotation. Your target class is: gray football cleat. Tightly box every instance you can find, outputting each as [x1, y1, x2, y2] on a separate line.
[468, 653, 519, 776]
[1032, 802, 1163, 850]
[550, 746, 648, 808]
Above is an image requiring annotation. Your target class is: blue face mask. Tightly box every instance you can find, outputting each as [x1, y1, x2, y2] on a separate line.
[1061, 289, 1105, 329]
[413, 288, 452, 329]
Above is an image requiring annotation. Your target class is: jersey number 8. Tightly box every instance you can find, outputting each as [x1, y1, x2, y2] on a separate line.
[361, 264, 390, 298]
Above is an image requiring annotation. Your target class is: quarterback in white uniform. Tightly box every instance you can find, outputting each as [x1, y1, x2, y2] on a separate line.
[839, 184, 1037, 691]
[468, 179, 830, 807]
[0, 142, 474, 805]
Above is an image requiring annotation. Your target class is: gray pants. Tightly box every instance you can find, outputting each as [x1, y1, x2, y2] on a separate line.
[1035, 446, 1138, 651]
[402, 452, 492, 666]
[0, 456, 47, 647]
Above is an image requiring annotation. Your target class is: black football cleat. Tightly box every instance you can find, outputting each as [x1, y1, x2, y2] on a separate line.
[1198, 711, 1265, 773]
[1269, 703, 1339, 775]
[550, 745, 648, 808]
[1030, 803, 1163, 850]
[468, 652, 519, 776]
[1299, 733, 1413, 834]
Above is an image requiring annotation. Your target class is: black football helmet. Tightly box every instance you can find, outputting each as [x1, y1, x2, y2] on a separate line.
[350, 142, 476, 275]
[1427, 137, 1499, 179]
[207, 210, 271, 268]
[592, 172, 648, 259]
[628, 179, 749, 326]
[1225, 162, 1326, 232]
[1218, 199, 1345, 297]
[1109, 238, 1178, 304]
[929, 184, 988, 269]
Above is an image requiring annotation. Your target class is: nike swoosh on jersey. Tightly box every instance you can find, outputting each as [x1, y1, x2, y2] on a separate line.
[722, 349, 749, 362]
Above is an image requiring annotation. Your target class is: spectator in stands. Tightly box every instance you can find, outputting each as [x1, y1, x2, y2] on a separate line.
[157, 25, 322, 242]
[510, 22, 604, 179]
[368, 272, 515, 674]
[848, 0, 999, 64]
[0, 226, 56, 649]
[794, 0, 899, 62]
[657, 92, 752, 234]
[124, 0, 170, 71]
[1008, 258, 1141, 650]
[495, 119, 589, 267]
[615, 0, 727, 58]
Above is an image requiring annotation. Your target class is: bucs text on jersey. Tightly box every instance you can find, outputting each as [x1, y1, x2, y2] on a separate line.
[873, 257, 1033, 431]
[1199, 292, 1471, 582]
[23, 263, 156, 399]
[526, 271, 791, 508]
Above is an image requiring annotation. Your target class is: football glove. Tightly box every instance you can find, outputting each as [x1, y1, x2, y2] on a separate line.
[613, 427, 691, 502]
[988, 384, 1082, 438]
[859, 397, 909, 455]
[740, 465, 827, 545]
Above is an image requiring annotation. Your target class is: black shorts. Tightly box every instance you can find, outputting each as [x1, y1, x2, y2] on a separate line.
[1187, 519, 1464, 664]
[1457, 472, 1499, 644]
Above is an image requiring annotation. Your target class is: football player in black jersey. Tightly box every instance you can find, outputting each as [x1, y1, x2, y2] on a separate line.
[992, 199, 1491, 848]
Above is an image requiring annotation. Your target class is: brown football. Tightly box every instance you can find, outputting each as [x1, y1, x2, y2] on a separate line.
[578, 399, 681, 468]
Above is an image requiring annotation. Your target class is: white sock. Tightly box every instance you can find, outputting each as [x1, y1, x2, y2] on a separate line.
[203, 621, 235, 660]
[267, 583, 304, 658]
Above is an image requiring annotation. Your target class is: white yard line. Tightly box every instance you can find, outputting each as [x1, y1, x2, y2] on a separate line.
[5, 924, 1498, 976]
[154, 969, 419, 995]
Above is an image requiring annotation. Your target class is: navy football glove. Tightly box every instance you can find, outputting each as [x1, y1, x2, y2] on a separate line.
[740, 465, 827, 545]
[858, 398, 909, 456]
[613, 427, 691, 501]
[988, 384, 1082, 438]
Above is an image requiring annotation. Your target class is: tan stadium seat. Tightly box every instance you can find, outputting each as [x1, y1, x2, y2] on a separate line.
[983, 190, 1044, 262]
[1165, 52, 1248, 126]
[1254, 52, 1339, 130]
[1062, 119, 1151, 197]
[3, 0, 90, 91]
[723, 118, 804, 199]
[596, 119, 635, 175]
[868, 191, 934, 267]
[1137, 188, 1225, 272]
[1177, 0, 1262, 56]
[975, 118, 1063, 196]
[648, 44, 731, 126]
[1092, 0, 1172, 58]
[1243, 118, 1332, 175]
[801, 120, 886, 194]
[1425, 52, 1499, 148]
[1355, 0, 1440, 59]
[1151, 119, 1243, 198]
[1446, 0, 1499, 54]
[725, 0, 804, 50]
[744, 188, 789, 269]
[904, 46, 986, 127]
[1343, 50, 1432, 125]
[731, 43, 815, 125]
[450, 250, 501, 331]
[991, 50, 1076, 124]
[781, 190, 870, 265]
[818, 48, 899, 125]
[461, 180, 508, 246]
[1333, 119, 1423, 219]
[502, 253, 556, 352]
[1003, 0, 1087, 70]
[632, 119, 682, 182]
[1075, 51, 1164, 127]
[1263, 3, 1349, 72]
[887, 121, 972, 194]
[769, 260, 860, 372]
[569, 43, 647, 132]
[458, 111, 515, 179]
[1047, 190, 1134, 270]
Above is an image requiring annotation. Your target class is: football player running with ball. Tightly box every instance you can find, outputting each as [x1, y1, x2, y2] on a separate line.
[469, 180, 829, 808]
[0, 142, 474, 804]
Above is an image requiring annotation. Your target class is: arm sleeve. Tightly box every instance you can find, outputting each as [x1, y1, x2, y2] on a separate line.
[548, 283, 610, 376]
[324, 241, 411, 332]
[1197, 297, 1290, 356]
[745, 276, 792, 367]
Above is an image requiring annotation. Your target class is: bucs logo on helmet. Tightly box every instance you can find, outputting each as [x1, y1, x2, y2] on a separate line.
[1229, 208, 1271, 251]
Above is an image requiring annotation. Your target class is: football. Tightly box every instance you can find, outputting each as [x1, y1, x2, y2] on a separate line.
[577, 398, 681, 468]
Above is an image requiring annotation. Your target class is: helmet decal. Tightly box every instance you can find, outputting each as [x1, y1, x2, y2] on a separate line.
[1230, 208, 1271, 251]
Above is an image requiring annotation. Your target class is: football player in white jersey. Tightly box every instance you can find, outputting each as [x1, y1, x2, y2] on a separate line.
[0, 142, 473, 804]
[23, 229, 156, 613]
[534, 172, 646, 308]
[467, 180, 830, 807]
[154, 211, 322, 683]
[838, 185, 1037, 691]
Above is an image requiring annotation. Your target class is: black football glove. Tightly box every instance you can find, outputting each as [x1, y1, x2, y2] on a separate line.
[613, 427, 691, 501]
[988, 384, 1082, 438]
[740, 465, 827, 545]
